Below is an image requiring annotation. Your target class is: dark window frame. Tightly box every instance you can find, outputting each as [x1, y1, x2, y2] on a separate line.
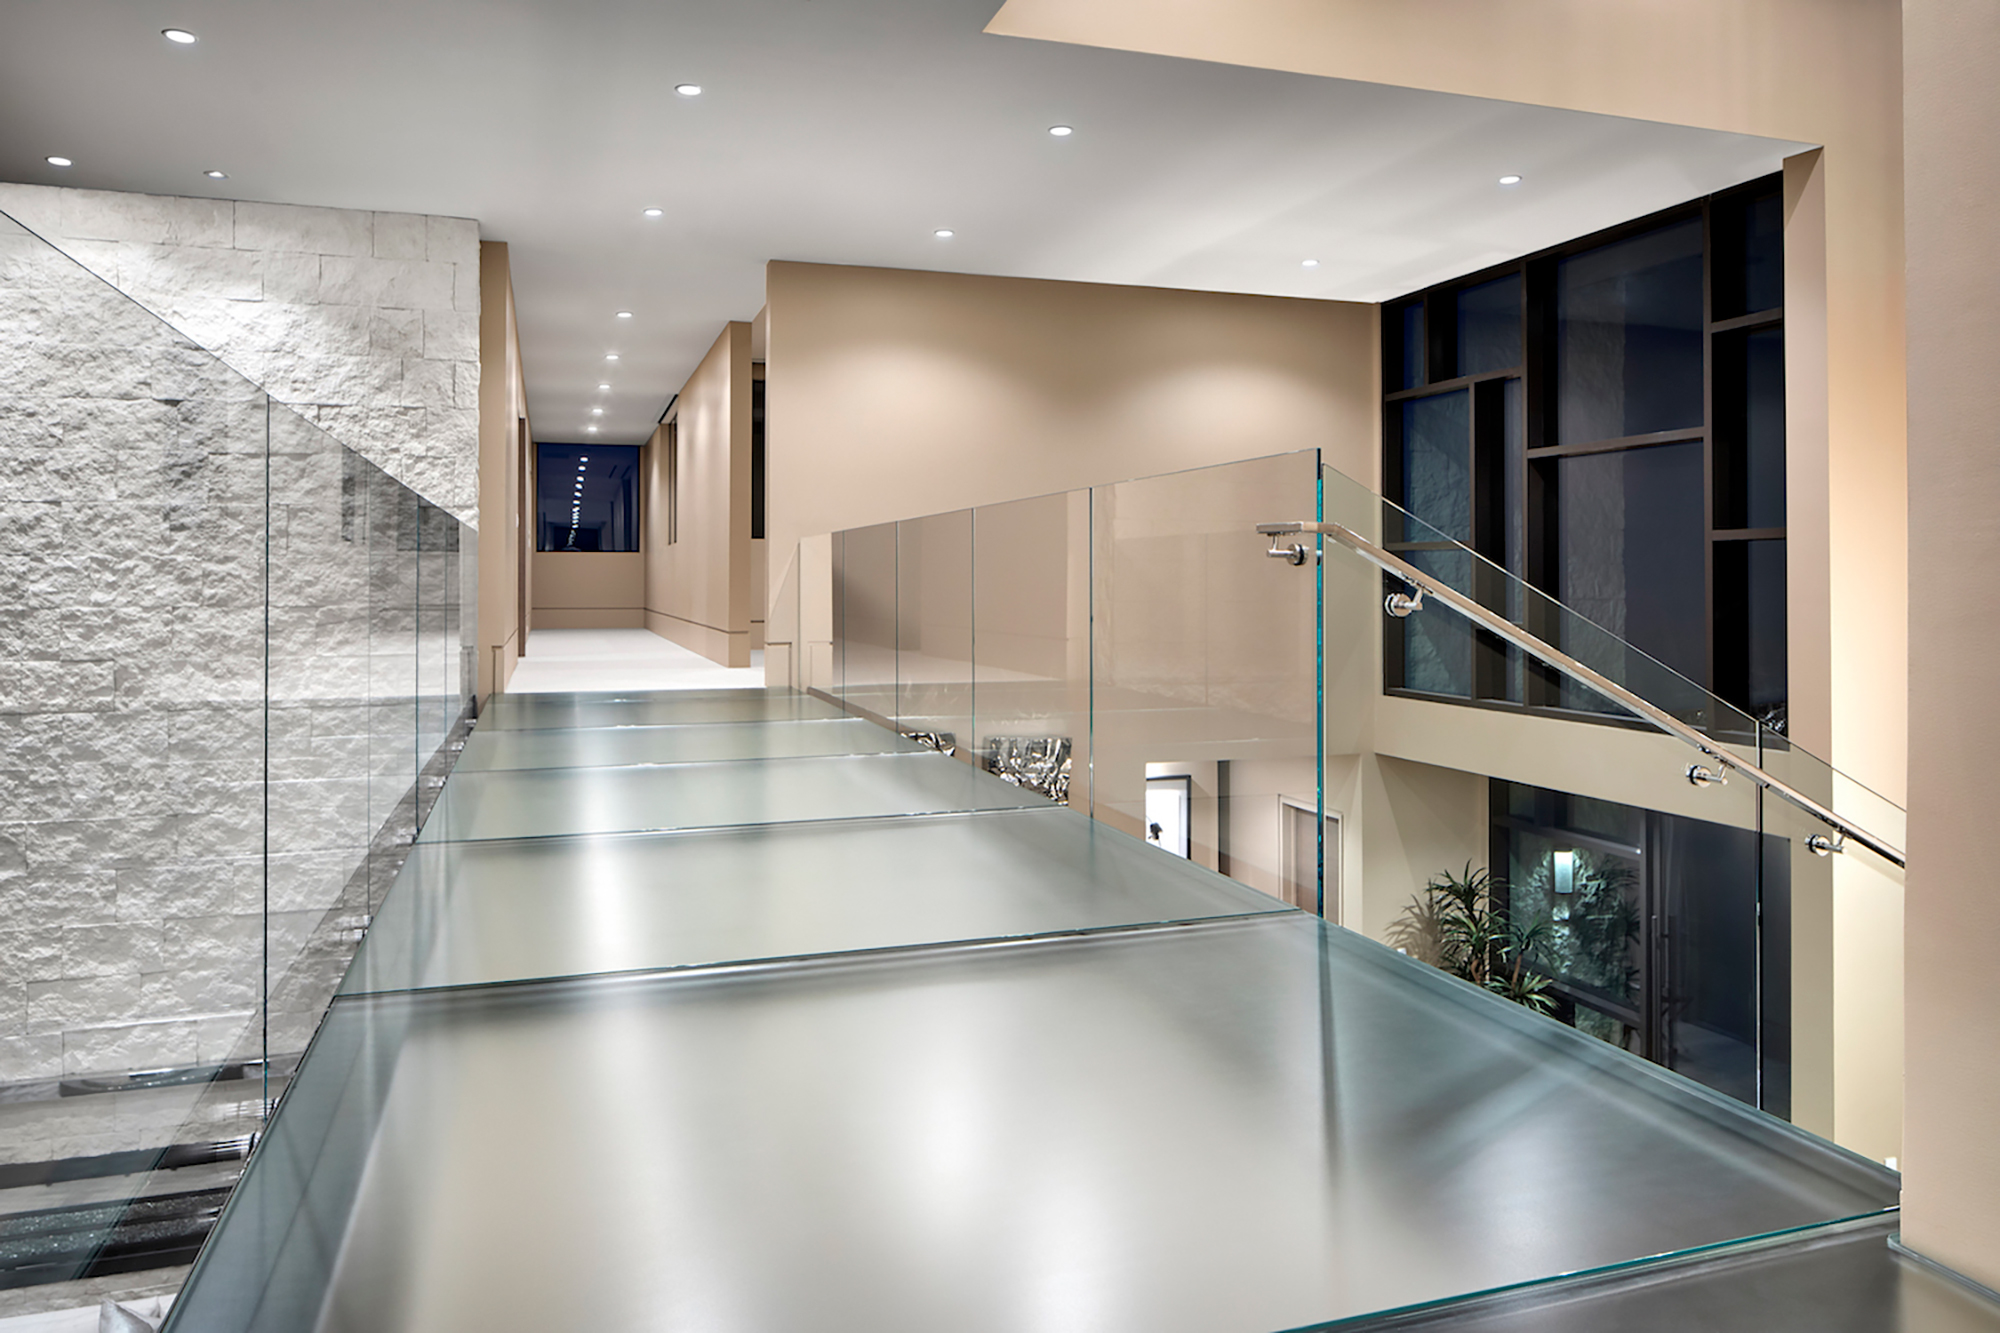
[1380, 175, 1787, 738]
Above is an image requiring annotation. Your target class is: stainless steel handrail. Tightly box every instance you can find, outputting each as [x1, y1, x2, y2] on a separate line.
[1258, 520, 1907, 869]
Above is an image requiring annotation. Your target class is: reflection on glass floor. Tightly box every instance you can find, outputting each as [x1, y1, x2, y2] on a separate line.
[166, 690, 1904, 1333]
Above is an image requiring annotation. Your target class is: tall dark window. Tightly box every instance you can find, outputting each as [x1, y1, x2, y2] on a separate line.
[537, 443, 641, 552]
[1492, 780, 1791, 1118]
[750, 371, 767, 541]
[1382, 177, 1787, 735]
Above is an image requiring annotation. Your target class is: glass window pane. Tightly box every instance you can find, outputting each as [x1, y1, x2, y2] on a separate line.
[1399, 301, 1425, 389]
[1741, 191, 1784, 315]
[1456, 273, 1522, 377]
[538, 443, 640, 551]
[1743, 328, 1786, 528]
[1746, 538, 1788, 724]
[1659, 813, 1760, 1105]
[1398, 390, 1470, 542]
[1400, 550, 1473, 697]
[1558, 441, 1707, 701]
[1556, 218, 1705, 445]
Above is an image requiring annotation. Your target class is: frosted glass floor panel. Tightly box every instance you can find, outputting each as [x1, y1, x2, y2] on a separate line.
[178, 917, 1895, 1333]
[416, 752, 1050, 843]
[346, 808, 1284, 994]
[455, 716, 920, 772]
[479, 688, 845, 731]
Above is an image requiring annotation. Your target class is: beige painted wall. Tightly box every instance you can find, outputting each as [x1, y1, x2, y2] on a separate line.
[762, 260, 1380, 620]
[531, 551, 646, 629]
[989, 0, 1910, 1186]
[645, 322, 754, 666]
[1901, 0, 2000, 1287]
[476, 241, 531, 699]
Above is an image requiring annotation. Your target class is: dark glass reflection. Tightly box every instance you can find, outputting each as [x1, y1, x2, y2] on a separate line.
[1398, 390, 1470, 541]
[1741, 191, 1784, 316]
[538, 443, 640, 552]
[1456, 273, 1522, 377]
[1743, 328, 1786, 528]
[1558, 441, 1707, 706]
[1496, 780, 1784, 1111]
[1746, 538, 1789, 722]
[1399, 302, 1425, 390]
[1557, 218, 1705, 445]
[1400, 551, 1473, 697]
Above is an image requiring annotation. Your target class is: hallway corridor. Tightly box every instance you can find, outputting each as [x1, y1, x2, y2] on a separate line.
[167, 688, 1911, 1332]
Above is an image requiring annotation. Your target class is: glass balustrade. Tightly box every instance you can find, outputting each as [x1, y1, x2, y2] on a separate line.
[0, 208, 475, 1312]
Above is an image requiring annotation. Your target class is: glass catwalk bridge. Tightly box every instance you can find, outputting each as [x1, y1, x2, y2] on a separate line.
[171, 686, 1913, 1332]
[164, 446, 1979, 1331]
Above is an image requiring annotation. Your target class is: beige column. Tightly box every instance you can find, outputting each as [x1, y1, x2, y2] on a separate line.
[1901, 0, 2000, 1288]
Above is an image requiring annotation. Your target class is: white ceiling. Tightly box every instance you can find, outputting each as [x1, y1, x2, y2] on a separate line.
[0, 0, 1808, 445]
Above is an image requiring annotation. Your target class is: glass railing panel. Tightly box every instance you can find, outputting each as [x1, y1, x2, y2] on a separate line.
[0, 208, 275, 1308]
[172, 914, 1894, 1333]
[1092, 449, 1325, 910]
[475, 689, 844, 730]
[968, 489, 1092, 809]
[894, 509, 973, 756]
[364, 463, 420, 921]
[838, 521, 898, 725]
[343, 806, 1288, 995]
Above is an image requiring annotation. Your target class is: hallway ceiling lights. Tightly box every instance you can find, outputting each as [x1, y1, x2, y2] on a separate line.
[605, 353, 619, 361]
[591, 407, 604, 414]
[1499, 174, 1523, 186]
[598, 383, 611, 391]
[933, 228, 953, 238]
[675, 84, 701, 97]
[616, 310, 632, 319]
[203, 169, 227, 179]
[160, 28, 197, 44]
[642, 207, 663, 218]
[1301, 259, 1319, 268]
[45, 156, 71, 167]
[586, 425, 599, 433]
[1048, 125, 1073, 137]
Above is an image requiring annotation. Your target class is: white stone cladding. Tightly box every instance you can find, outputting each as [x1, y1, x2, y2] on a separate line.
[0, 184, 479, 524]
[0, 187, 478, 1095]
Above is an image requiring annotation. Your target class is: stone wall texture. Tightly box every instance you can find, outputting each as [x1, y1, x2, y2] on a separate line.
[0, 186, 476, 1094]
[0, 184, 479, 524]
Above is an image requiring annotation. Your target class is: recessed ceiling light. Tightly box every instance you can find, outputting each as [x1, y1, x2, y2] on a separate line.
[642, 207, 663, 218]
[45, 156, 72, 168]
[934, 228, 954, 239]
[616, 311, 633, 319]
[1301, 259, 1320, 268]
[203, 169, 227, 180]
[591, 407, 604, 415]
[580, 457, 588, 462]
[597, 383, 611, 391]
[161, 28, 197, 44]
[675, 84, 701, 97]
[1498, 174, 1523, 186]
[1048, 125, 1074, 137]
[586, 425, 600, 433]
[605, 353, 619, 361]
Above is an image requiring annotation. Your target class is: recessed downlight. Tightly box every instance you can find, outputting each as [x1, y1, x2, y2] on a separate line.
[1301, 259, 1320, 268]
[605, 353, 620, 361]
[580, 457, 588, 462]
[45, 156, 72, 168]
[161, 28, 197, 44]
[934, 228, 954, 239]
[675, 84, 702, 97]
[616, 310, 633, 319]
[642, 207, 663, 218]
[1048, 125, 1073, 137]
[203, 169, 228, 180]
[586, 425, 600, 433]
[1498, 174, 1523, 186]
[591, 407, 604, 415]
[597, 383, 611, 391]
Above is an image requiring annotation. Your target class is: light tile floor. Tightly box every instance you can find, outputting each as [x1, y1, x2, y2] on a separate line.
[504, 629, 765, 694]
